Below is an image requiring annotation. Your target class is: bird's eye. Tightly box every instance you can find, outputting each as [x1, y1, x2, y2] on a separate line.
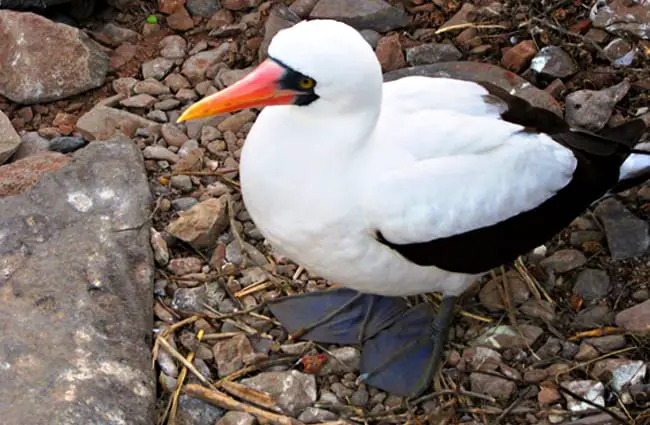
[298, 78, 315, 90]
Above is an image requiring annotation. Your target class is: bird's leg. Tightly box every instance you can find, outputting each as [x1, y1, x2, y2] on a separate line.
[359, 295, 458, 398]
[267, 288, 408, 346]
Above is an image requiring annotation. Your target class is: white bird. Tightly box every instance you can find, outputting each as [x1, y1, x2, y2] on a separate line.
[178, 19, 649, 397]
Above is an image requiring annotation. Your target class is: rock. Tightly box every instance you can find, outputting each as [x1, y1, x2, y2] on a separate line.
[473, 325, 543, 350]
[172, 197, 199, 211]
[298, 407, 337, 423]
[176, 394, 224, 425]
[221, 0, 261, 10]
[310, 0, 409, 32]
[48, 136, 86, 154]
[0, 137, 154, 425]
[593, 198, 649, 260]
[591, 0, 650, 40]
[478, 271, 530, 312]
[0, 110, 21, 164]
[375, 34, 406, 72]
[258, 4, 301, 61]
[241, 371, 317, 416]
[217, 68, 254, 88]
[167, 6, 195, 31]
[565, 80, 630, 131]
[290, 0, 320, 18]
[142, 57, 175, 80]
[384, 61, 562, 116]
[0, 11, 109, 104]
[0, 152, 71, 197]
[169, 256, 203, 275]
[318, 347, 361, 376]
[574, 342, 599, 361]
[470, 373, 516, 400]
[586, 335, 627, 353]
[120, 94, 157, 109]
[573, 305, 612, 330]
[161, 123, 189, 147]
[561, 380, 605, 413]
[134, 79, 171, 96]
[160, 35, 187, 60]
[151, 228, 170, 266]
[170, 174, 193, 192]
[538, 386, 561, 405]
[97, 23, 139, 46]
[13, 132, 50, 160]
[540, 249, 587, 273]
[143, 145, 180, 163]
[113, 77, 138, 96]
[520, 299, 555, 322]
[172, 284, 225, 312]
[166, 197, 229, 249]
[216, 411, 255, 425]
[615, 299, 650, 332]
[604, 38, 636, 65]
[405, 42, 462, 66]
[592, 359, 646, 403]
[186, 0, 220, 17]
[159, 0, 184, 14]
[212, 334, 255, 377]
[182, 44, 231, 83]
[217, 111, 256, 133]
[462, 346, 502, 371]
[573, 269, 610, 303]
[530, 46, 578, 78]
[76, 106, 156, 141]
[501, 40, 537, 73]
[360, 29, 381, 49]
[438, 3, 476, 32]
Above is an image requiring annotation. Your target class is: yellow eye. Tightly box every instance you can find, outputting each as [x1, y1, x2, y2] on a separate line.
[298, 78, 315, 90]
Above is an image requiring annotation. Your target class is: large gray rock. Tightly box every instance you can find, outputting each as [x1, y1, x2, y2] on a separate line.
[0, 11, 109, 104]
[0, 137, 155, 425]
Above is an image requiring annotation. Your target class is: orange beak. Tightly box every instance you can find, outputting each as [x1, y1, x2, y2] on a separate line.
[177, 59, 297, 122]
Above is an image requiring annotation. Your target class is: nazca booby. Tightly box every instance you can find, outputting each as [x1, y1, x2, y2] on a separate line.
[178, 19, 650, 397]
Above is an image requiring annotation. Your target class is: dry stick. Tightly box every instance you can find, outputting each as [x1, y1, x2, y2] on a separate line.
[169, 329, 205, 425]
[157, 336, 215, 388]
[184, 384, 304, 425]
[219, 380, 282, 413]
[474, 369, 629, 424]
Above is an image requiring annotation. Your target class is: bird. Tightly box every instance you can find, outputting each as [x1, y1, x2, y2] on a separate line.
[177, 19, 649, 397]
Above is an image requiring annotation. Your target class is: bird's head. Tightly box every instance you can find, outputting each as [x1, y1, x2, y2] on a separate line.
[177, 19, 382, 122]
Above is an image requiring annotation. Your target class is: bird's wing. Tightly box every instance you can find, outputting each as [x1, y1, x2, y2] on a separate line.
[362, 121, 578, 274]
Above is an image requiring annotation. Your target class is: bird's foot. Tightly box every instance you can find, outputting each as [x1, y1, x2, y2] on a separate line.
[359, 296, 457, 398]
[267, 288, 408, 345]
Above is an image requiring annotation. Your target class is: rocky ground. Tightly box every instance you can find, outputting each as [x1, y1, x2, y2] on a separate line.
[1, 0, 650, 424]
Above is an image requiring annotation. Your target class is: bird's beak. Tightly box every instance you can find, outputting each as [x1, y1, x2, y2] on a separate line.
[177, 59, 296, 122]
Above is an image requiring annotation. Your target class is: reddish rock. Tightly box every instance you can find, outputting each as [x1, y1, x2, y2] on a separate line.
[166, 6, 195, 31]
[501, 40, 537, 73]
[375, 34, 406, 72]
[110, 42, 138, 71]
[0, 11, 108, 104]
[75, 106, 156, 141]
[438, 3, 476, 32]
[0, 152, 71, 197]
[538, 385, 561, 405]
[52, 113, 77, 136]
[159, 0, 185, 14]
